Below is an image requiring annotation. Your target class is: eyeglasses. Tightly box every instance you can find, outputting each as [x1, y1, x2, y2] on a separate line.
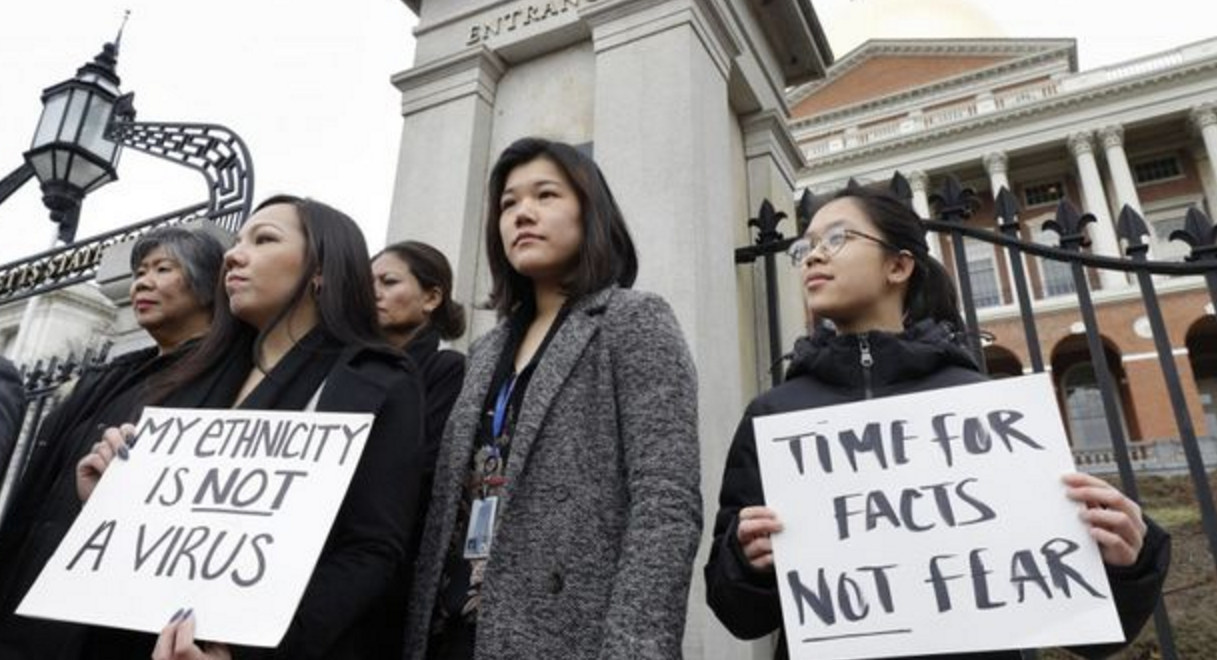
[787, 227, 902, 266]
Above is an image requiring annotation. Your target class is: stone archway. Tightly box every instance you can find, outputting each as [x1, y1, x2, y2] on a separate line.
[1050, 334, 1134, 449]
[982, 344, 1023, 378]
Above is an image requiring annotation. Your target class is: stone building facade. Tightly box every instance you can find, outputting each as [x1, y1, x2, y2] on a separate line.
[787, 38, 1217, 473]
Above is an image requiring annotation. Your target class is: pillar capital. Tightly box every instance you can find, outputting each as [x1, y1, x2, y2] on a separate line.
[1191, 103, 1217, 131]
[391, 45, 507, 117]
[1098, 124, 1125, 151]
[982, 152, 1008, 177]
[907, 169, 930, 193]
[1067, 131, 1095, 158]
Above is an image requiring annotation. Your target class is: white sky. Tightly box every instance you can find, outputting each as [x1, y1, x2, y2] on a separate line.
[0, 0, 1212, 265]
[0, 0, 417, 263]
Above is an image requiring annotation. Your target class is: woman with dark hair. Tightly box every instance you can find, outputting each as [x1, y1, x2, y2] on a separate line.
[704, 184, 1170, 660]
[403, 137, 702, 660]
[372, 240, 467, 454]
[77, 196, 429, 660]
[0, 225, 225, 660]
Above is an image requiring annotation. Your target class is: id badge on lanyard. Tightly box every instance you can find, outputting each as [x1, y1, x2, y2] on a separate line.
[464, 374, 515, 560]
[463, 495, 499, 559]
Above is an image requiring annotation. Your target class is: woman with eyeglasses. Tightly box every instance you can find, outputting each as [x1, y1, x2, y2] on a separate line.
[704, 184, 1170, 660]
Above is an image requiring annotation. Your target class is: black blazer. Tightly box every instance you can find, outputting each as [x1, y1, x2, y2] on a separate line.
[275, 345, 429, 660]
[403, 326, 466, 484]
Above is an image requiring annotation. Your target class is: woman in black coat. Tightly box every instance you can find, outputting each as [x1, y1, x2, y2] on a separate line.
[704, 185, 1170, 660]
[372, 240, 467, 459]
[0, 226, 224, 660]
[78, 196, 429, 660]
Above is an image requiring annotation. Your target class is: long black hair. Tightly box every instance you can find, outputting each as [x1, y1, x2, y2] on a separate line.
[484, 137, 638, 317]
[375, 240, 467, 340]
[148, 195, 391, 402]
[828, 185, 965, 331]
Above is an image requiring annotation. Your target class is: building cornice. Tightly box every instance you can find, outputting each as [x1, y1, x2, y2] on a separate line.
[789, 47, 1073, 131]
[800, 57, 1217, 173]
[787, 38, 1076, 109]
[391, 45, 507, 117]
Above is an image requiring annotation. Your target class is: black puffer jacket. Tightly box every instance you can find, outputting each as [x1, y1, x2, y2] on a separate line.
[704, 320, 1170, 660]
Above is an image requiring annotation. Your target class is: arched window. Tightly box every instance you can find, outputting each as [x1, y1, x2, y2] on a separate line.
[1187, 317, 1217, 438]
[1061, 363, 1119, 449]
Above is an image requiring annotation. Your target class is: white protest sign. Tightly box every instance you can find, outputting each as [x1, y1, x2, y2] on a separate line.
[19, 406, 374, 647]
[753, 373, 1124, 660]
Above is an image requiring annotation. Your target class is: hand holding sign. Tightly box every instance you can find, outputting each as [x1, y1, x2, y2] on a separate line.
[76, 423, 136, 502]
[737, 506, 783, 571]
[1064, 472, 1147, 567]
[152, 609, 232, 660]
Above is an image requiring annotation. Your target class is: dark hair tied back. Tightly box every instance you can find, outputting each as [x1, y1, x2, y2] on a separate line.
[830, 186, 965, 332]
[377, 240, 467, 340]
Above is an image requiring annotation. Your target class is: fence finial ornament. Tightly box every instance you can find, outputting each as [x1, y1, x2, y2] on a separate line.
[995, 187, 1020, 230]
[1170, 207, 1217, 262]
[929, 174, 978, 222]
[748, 199, 786, 246]
[1117, 205, 1151, 256]
[889, 171, 914, 210]
[1043, 199, 1094, 250]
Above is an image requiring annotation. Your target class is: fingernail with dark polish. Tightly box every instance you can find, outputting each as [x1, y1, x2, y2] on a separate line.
[169, 608, 185, 623]
[116, 444, 129, 461]
[183, 608, 193, 620]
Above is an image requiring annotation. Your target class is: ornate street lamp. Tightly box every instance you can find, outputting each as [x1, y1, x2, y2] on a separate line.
[0, 17, 253, 308]
[22, 19, 133, 244]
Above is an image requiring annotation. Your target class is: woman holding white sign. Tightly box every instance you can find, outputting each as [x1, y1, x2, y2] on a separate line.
[0, 226, 225, 660]
[704, 183, 1170, 659]
[77, 196, 429, 660]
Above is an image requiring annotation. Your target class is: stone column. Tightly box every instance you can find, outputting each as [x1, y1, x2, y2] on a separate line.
[1099, 125, 1144, 218]
[907, 170, 942, 261]
[1190, 104, 1217, 216]
[1067, 131, 1126, 289]
[983, 151, 1020, 305]
[586, 3, 750, 659]
[386, 46, 506, 348]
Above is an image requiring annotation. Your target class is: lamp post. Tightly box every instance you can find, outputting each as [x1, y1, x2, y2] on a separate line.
[23, 24, 130, 244]
[1, 20, 131, 363]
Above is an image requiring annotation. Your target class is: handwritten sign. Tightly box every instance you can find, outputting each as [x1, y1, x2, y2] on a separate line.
[19, 406, 374, 647]
[753, 374, 1123, 660]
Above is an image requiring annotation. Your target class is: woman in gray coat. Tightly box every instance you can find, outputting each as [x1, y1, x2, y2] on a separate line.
[405, 137, 702, 660]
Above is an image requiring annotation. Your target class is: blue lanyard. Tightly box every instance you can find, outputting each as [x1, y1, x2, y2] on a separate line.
[491, 373, 517, 440]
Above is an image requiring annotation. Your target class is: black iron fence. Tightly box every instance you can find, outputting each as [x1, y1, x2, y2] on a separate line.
[0, 342, 112, 522]
[927, 174, 1217, 660]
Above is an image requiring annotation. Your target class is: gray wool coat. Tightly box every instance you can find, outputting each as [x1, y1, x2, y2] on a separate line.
[403, 286, 702, 660]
